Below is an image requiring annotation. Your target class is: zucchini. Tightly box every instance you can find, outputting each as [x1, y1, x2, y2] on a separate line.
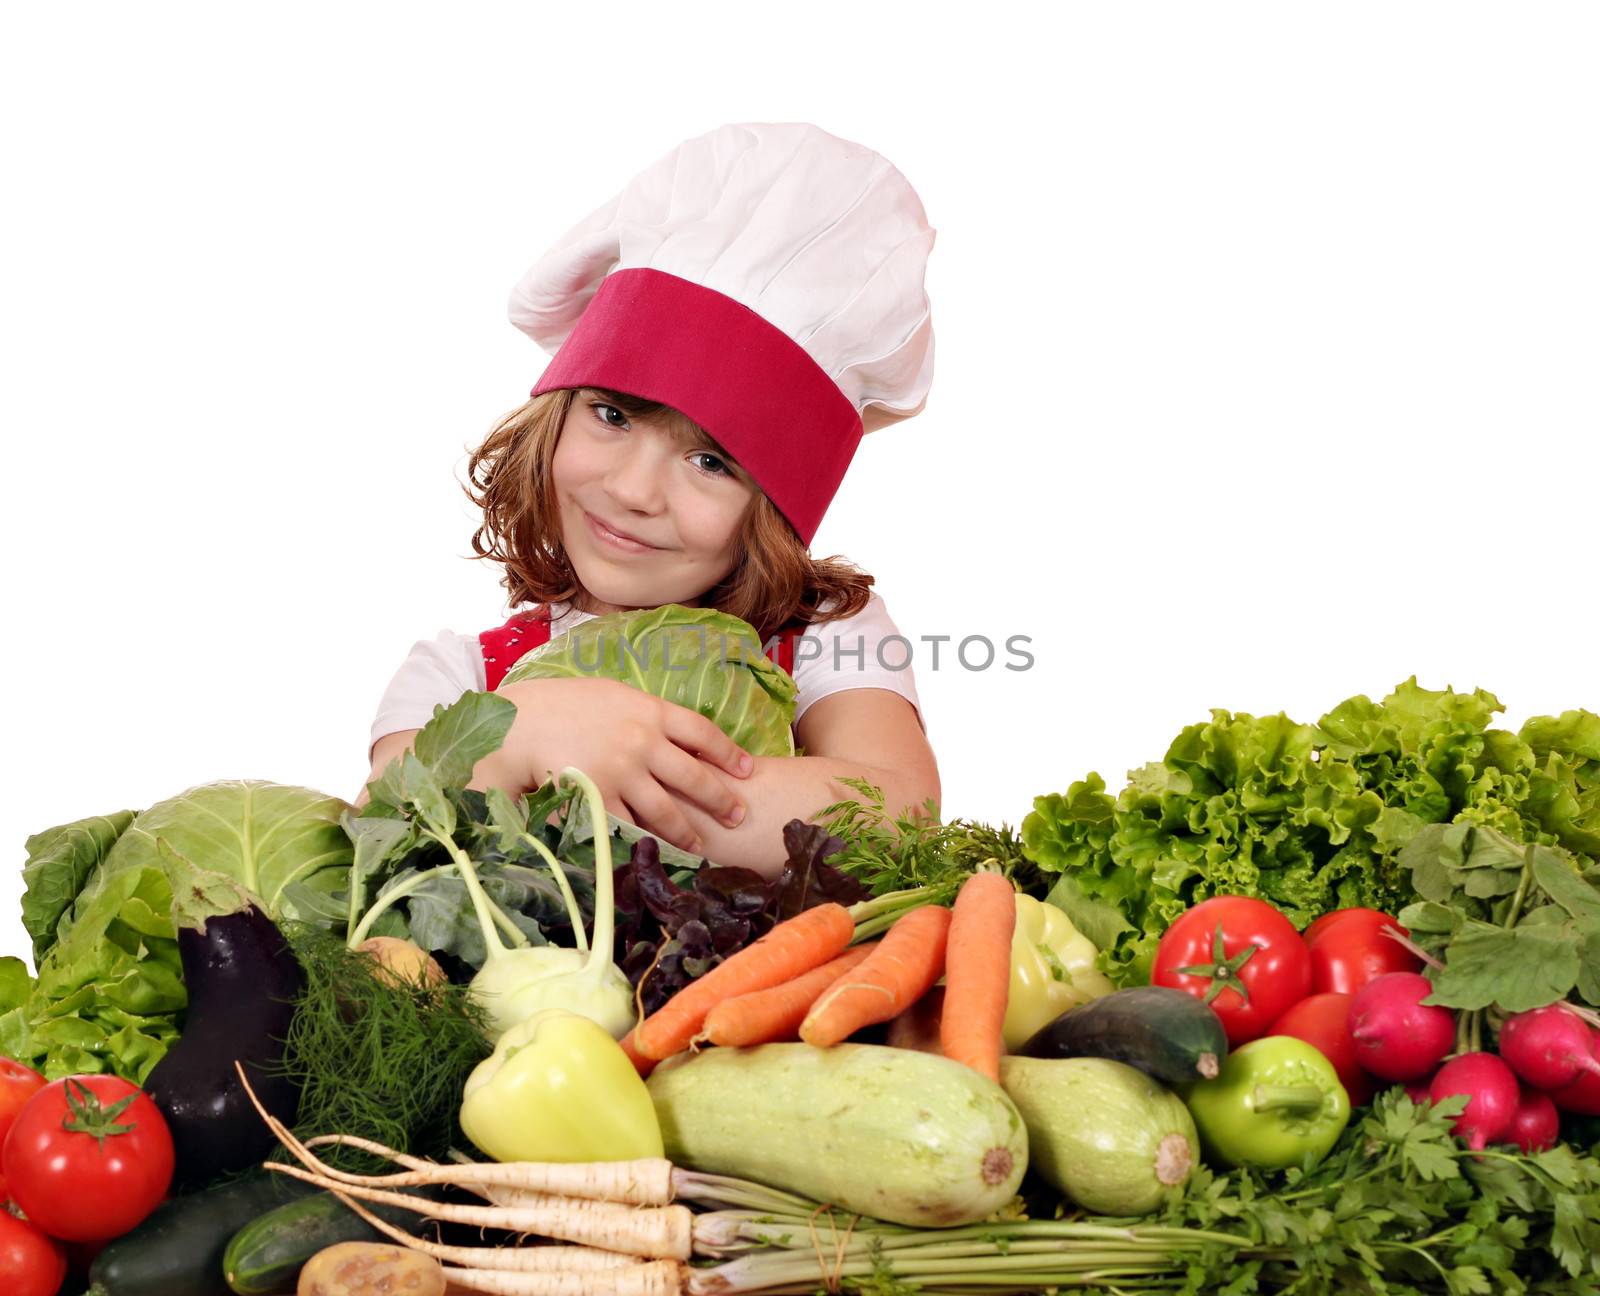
[1020, 985, 1227, 1083]
[1000, 1055, 1198, 1214]
[224, 1187, 439, 1295]
[647, 1042, 1027, 1227]
[88, 1174, 317, 1296]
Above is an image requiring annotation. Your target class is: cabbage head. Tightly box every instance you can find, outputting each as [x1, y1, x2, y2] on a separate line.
[5, 780, 352, 1081]
[501, 605, 798, 757]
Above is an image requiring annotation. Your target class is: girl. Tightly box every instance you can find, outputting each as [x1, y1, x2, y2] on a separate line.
[363, 123, 939, 878]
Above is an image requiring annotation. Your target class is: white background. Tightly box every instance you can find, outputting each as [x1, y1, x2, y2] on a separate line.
[4, 3, 1597, 970]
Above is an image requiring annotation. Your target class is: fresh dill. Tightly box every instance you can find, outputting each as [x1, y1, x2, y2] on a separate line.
[274, 923, 492, 1173]
[814, 777, 1040, 898]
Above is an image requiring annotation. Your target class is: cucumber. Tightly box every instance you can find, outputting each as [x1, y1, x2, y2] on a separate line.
[1019, 985, 1227, 1083]
[1000, 1055, 1198, 1214]
[224, 1185, 440, 1294]
[87, 1174, 317, 1296]
[647, 1042, 1027, 1227]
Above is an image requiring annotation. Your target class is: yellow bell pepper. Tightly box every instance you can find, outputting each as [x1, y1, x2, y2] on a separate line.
[1001, 895, 1115, 1050]
[459, 1008, 664, 1163]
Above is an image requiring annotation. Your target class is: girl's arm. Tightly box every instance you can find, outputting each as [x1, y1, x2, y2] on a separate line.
[658, 688, 939, 878]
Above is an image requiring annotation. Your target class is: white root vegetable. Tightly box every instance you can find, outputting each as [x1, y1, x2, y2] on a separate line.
[439, 1262, 683, 1296]
[299, 1132, 675, 1205]
[328, 1186, 643, 1273]
[266, 1163, 694, 1260]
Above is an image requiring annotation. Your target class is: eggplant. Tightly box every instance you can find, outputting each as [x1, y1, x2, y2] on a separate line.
[143, 901, 303, 1188]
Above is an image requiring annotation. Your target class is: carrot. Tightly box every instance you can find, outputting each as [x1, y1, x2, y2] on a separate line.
[800, 904, 953, 1049]
[629, 903, 856, 1060]
[699, 943, 879, 1047]
[619, 1028, 657, 1078]
[939, 872, 1016, 1081]
[886, 984, 946, 1056]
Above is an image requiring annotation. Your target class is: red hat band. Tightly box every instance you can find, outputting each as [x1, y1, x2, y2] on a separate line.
[530, 268, 862, 547]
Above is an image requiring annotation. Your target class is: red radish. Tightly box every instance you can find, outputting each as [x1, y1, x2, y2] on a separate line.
[1403, 1077, 1434, 1105]
[1497, 1004, 1600, 1090]
[1429, 1052, 1520, 1150]
[1550, 1026, 1600, 1116]
[1348, 972, 1455, 1081]
[1268, 992, 1376, 1106]
[1504, 1087, 1560, 1153]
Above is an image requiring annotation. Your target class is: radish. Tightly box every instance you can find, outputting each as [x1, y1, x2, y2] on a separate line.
[1504, 1087, 1560, 1153]
[1498, 1004, 1600, 1090]
[1428, 1052, 1520, 1151]
[1403, 1077, 1434, 1105]
[1348, 972, 1455, 1081]
[1550, 1026, 1600, 1116]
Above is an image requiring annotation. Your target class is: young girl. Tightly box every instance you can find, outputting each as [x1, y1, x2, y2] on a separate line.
[363, 122, 939, 878]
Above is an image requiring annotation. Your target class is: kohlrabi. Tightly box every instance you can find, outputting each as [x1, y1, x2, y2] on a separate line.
[447, 767, 634, 1041]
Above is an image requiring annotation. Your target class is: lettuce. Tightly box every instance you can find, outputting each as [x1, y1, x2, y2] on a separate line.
[9, 781, 353, 1081]
[1025, 678, 1600, 985]
[501, 604, 798, 757]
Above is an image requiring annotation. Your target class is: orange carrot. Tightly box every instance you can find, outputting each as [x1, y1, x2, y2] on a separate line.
[886, 984, 946, 1056]
[939, 872, 1016, 1081]
[700, 943, 879, 1047]
[618, 1027, 657, 1078]
[629, 902, 856, 1060]
[800, 904, 953, 1049]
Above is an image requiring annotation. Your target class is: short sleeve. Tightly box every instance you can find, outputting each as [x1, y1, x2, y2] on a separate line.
[368, 630, 486, 757]
[790, 593, 925, 735]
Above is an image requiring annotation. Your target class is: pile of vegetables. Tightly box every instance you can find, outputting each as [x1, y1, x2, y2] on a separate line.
[4, 665, 1600, 1296]
[1023, 677, 1600, 984]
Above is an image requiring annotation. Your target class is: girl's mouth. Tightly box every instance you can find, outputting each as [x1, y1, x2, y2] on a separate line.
[585, 510, 659, 554]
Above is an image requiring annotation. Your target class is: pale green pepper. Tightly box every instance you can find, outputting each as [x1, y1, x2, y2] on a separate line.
[1002, 895, 1116, 1050]
[459, 1008, 664, 1163]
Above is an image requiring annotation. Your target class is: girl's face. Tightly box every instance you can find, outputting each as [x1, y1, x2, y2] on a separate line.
[552, 390, 759, 615]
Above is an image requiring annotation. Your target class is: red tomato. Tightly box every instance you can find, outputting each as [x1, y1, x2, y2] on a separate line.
[1301, 907, 1396, 946]
[1266, 991, 1375, 1106]
[1, 1056, 48, 1202]
[3, 1075, 174, 1242]
[1151, 895, 1312, 1046]
[1304, 909, 1420, 996]
[0, 1210, 67, 1296]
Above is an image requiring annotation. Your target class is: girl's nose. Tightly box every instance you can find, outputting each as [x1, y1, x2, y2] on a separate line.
[604, 442, 668, 513]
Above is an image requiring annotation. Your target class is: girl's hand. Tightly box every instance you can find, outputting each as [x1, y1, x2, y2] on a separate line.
[472, 677, 754, 855]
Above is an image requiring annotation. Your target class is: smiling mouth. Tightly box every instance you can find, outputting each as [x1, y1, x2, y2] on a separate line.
[585, 511, 660, 551]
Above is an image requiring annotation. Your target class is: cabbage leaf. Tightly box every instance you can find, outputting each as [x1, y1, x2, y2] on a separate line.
[501, 604, 797, 757]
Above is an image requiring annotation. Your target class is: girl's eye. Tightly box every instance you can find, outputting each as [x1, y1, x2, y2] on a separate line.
[591, 402, 628, 429]
[691, 452, 732, 478]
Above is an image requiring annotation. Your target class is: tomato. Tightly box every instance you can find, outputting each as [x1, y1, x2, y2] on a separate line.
[1151, 895, 1311, 1046]
[1304, 908, 1420, 996]
[1, 1056, 48, 1202]
[3, 1075, 174, 1242]
[1266, 991, 1375, 1106]
[1302, 907, 1395, 946]
[0, 1210, 67, 1296]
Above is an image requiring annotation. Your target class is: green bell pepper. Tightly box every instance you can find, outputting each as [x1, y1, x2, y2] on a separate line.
[1001, 895, 1116, 1050]
[1184, 1035, 1350, 1171]
[459, 1008, 664, 1163]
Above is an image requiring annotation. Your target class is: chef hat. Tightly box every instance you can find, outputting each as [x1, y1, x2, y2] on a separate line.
[508, 122, 936, 546]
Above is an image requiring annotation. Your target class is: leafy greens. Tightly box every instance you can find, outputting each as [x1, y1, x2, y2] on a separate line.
[1023, 678, 1600, 984]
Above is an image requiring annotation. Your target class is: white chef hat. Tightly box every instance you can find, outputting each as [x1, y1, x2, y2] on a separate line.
[508, 122, 936, 546]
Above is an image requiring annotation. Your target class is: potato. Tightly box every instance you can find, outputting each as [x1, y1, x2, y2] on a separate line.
[356, 936, 447, 989]
[298, 1242, 445, 1296]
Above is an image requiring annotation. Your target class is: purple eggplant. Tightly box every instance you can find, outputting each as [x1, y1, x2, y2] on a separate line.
[144, 901, 303, 1188]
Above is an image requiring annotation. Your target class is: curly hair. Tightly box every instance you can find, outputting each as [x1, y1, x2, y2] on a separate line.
[463, 386, 875, 645]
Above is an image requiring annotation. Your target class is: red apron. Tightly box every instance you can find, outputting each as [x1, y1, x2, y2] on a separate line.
[479, 606, 801, 692]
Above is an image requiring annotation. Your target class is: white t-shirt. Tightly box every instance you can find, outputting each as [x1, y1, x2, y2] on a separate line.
[368, 593, 925, 756]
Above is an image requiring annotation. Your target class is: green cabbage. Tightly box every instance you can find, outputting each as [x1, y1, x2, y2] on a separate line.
[502, 605, 798, 757]
[4, 780, 352, 1081]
